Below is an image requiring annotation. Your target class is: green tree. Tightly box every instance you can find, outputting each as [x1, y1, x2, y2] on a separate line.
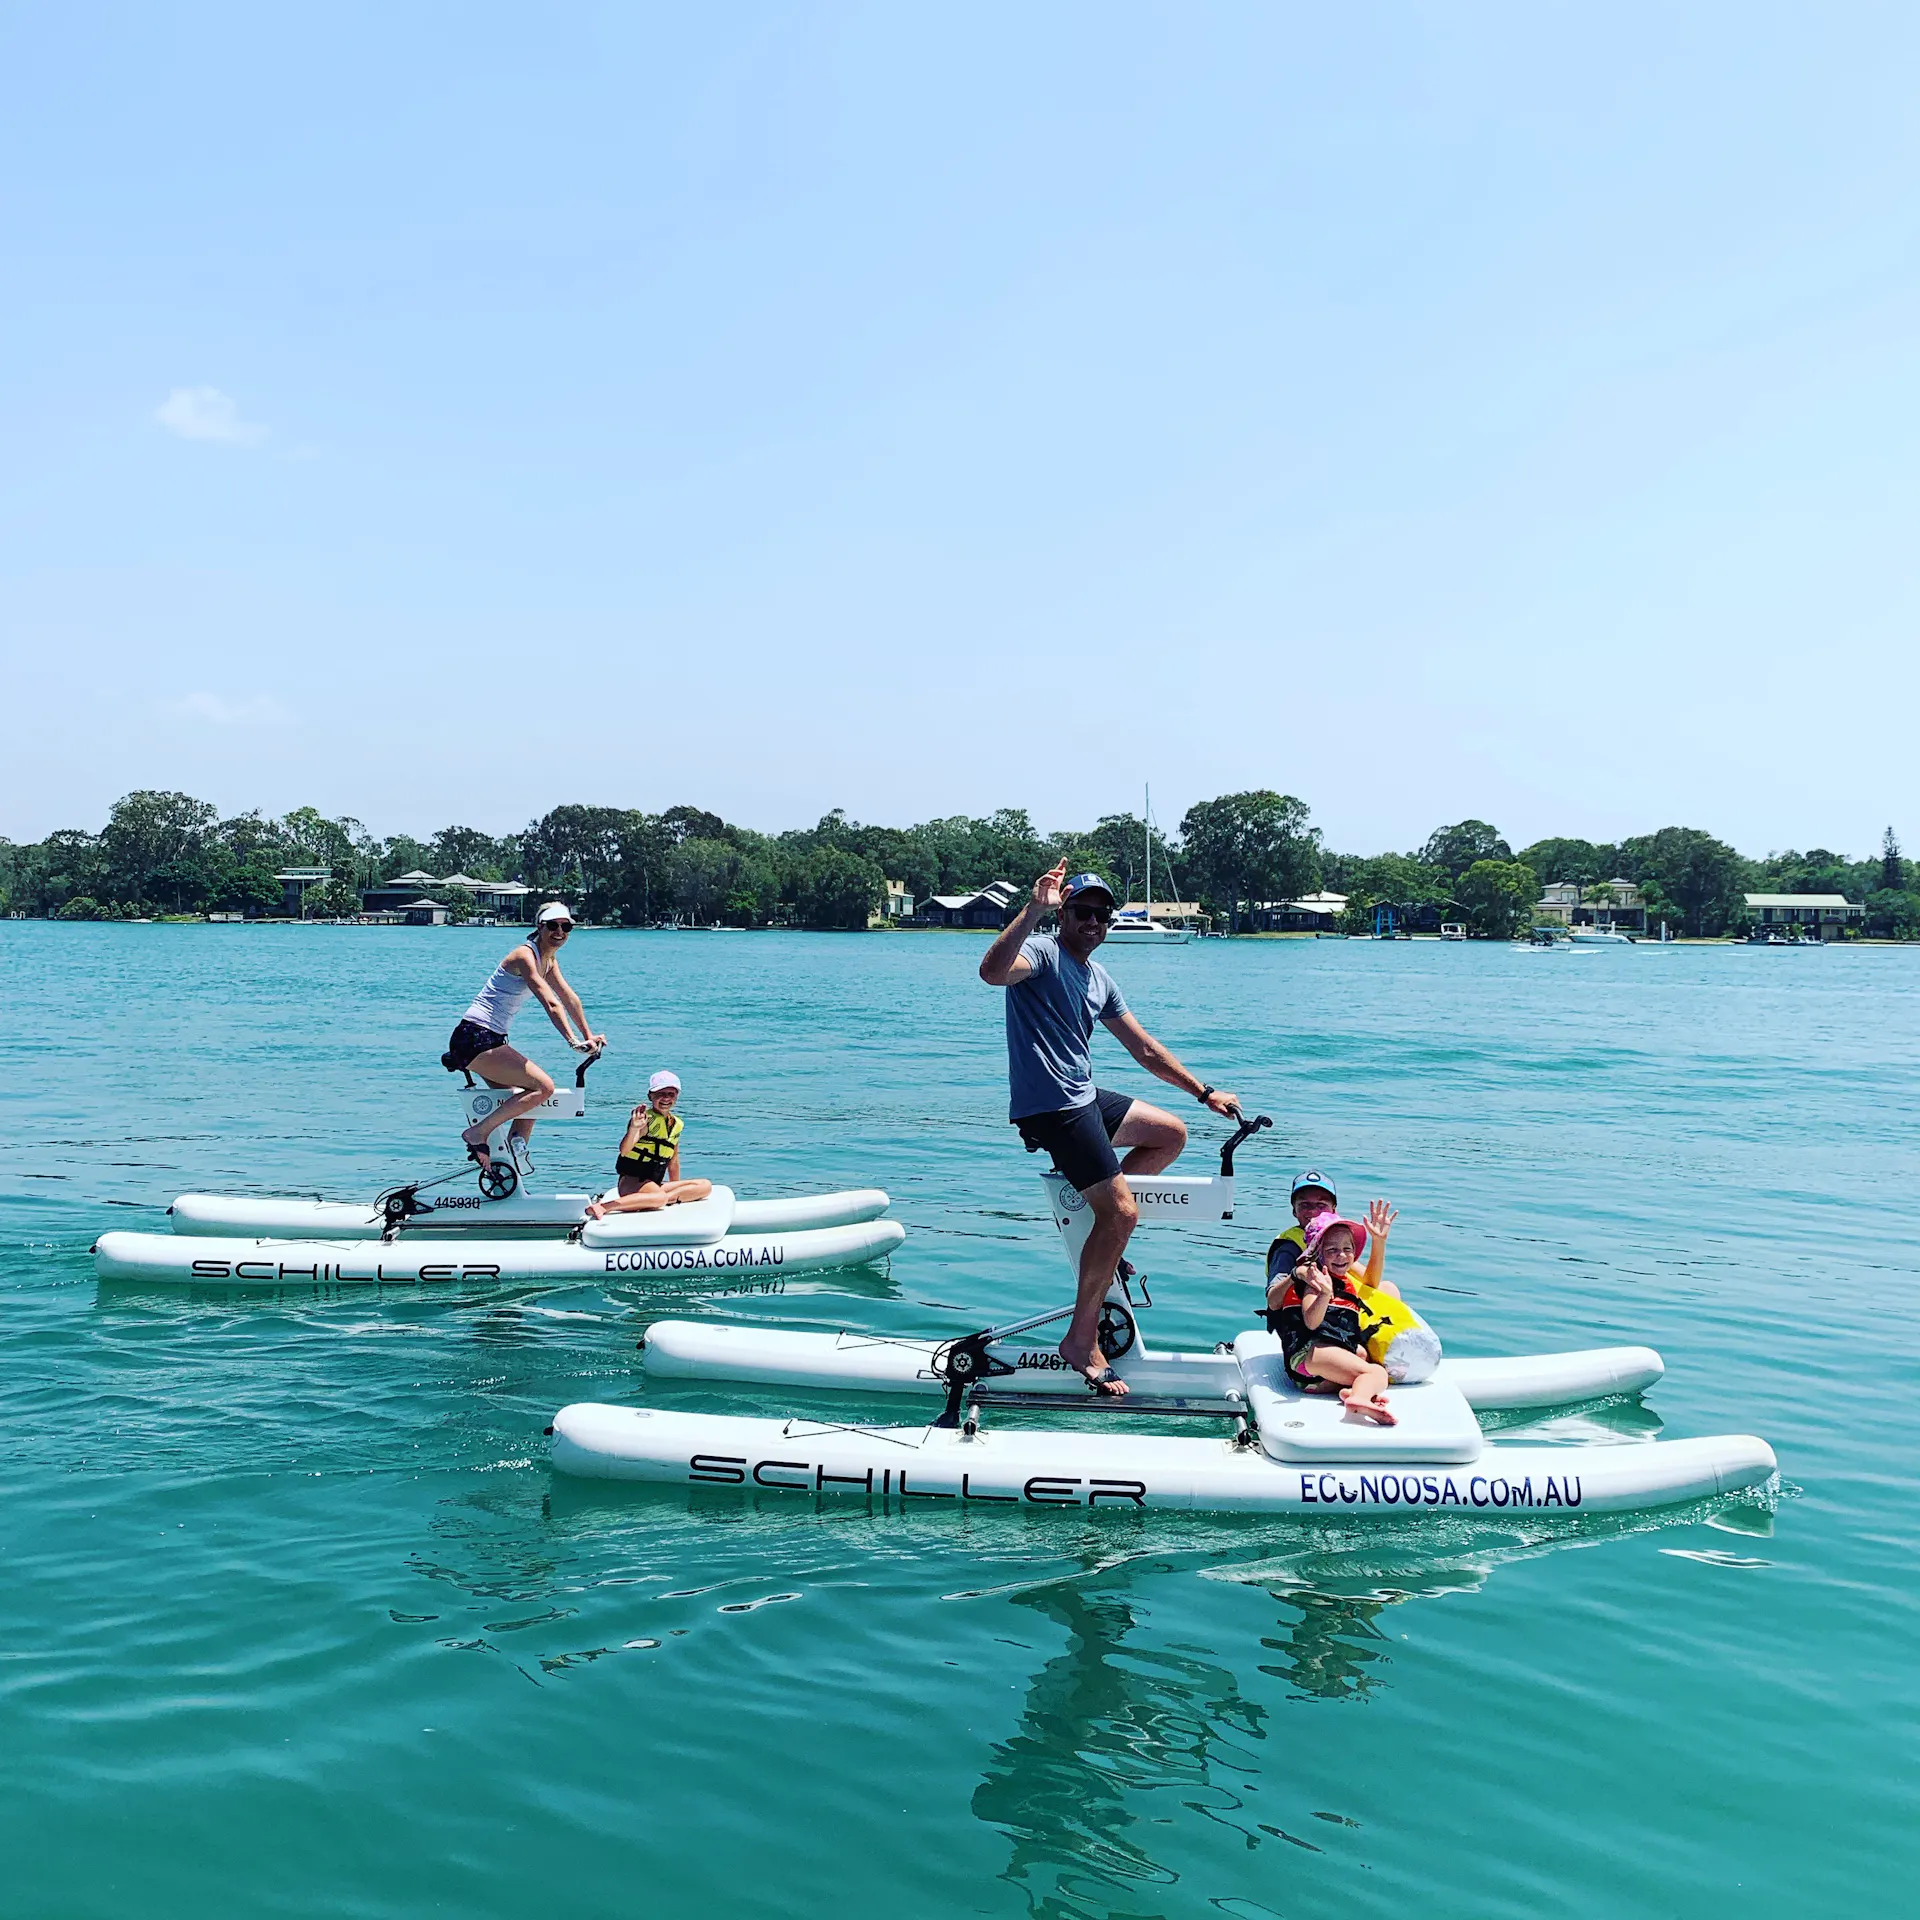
[1514, 837, 1619, 888]
[101, 790, 219, 908]
[218, 810, 285, 865]
[1881, 827, 1905, 894]
[1620, 827, 1750, 937]
[1864, 887, 1920, 939]
[439, 885, 475, 925]
[277, 806, 362, 872]
[431, 826, 507, 880]
[726, 848, 782, 925]
[213, 863, 287, 916]
[1179, 792, 1320, 931]
[1330, 852, 1452, 932]
[57, 896, 104, 920]
[1420, 820, 1510, 881]
[521, 804, 639, 913]
[1066, 812, 1187, 907]
[1753, 847, 1864, 899]
[1455, 859, 1539, 939]
[792, 847, 884, 929]
[666, 837, 740, 922]
[380, 835, 438, 880]
[30, 830, 105, 914]
[661, 805, 729, 844]
[311, 879, 364, 918]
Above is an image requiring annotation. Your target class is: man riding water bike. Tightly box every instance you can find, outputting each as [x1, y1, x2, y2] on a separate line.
[445, 902, 607, 1177]
[980, 862, 1239, 1396]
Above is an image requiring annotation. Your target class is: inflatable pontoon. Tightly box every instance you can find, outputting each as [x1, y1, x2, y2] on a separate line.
[93, 1054, 904, 1286]
[550, 1114, 1777, 1517]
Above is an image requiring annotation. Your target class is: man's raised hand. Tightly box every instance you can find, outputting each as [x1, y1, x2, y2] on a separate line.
[1032, 862, 1069, 913]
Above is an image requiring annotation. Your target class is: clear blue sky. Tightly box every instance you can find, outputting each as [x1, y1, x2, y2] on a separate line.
[4, 3, 1916, 857]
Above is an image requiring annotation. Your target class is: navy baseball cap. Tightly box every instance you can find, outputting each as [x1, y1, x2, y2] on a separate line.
[1061, 872, 1117, 906]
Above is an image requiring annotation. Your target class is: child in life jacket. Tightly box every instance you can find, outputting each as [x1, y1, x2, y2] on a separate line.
[1265, 1201, 1402, 1424]
[586, 1070, 715, 1219]
[1266, 1169, 1342, 1285]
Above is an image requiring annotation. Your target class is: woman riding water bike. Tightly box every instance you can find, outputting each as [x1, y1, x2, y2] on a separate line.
[444, 902, 607, 1178]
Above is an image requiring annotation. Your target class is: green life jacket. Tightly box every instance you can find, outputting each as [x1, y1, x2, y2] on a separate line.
[622, 1109, 684, 1165]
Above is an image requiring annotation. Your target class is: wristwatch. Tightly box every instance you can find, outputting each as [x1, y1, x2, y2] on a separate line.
[1197, 1084, 1214, 1105]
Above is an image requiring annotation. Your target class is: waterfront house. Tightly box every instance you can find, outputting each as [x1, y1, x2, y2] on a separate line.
[1249, 891, 1348, 933]
[362, 870, 530, 921]
[273, 866, 332, 917]
[439, 873, 532, 921]
[360, 869, 441, 914]
[914, 881, 1021, 929]
[1743, 893, 1863, 941]
[1535, 878, 1648, 935]
[879, 878, 912, 922]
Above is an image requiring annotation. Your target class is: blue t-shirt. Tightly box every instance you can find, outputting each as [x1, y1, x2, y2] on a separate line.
[1004, 933, 1129, 1119]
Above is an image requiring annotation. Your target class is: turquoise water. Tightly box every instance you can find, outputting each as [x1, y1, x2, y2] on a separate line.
[5, 924, 1917, 1917]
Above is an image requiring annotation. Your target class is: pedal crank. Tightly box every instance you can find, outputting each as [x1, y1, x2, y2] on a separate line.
[1096, 1297, 1137, 1359]
[931, 1330, 1017, 1428]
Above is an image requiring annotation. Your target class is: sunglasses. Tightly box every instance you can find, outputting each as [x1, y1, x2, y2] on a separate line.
[1065, 901, 1113, 921]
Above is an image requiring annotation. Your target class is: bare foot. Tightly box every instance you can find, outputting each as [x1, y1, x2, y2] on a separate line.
[1340, 1386, 1396, 1426]
[462, 1127, 496, 1167]
[1060, 1341, 1129, 1396]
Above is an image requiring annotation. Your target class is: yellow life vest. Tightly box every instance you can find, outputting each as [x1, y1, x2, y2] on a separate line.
[622, 1109, 684, 1165]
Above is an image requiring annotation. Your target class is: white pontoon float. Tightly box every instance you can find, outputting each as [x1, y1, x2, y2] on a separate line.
[93, 1049, 904, 1286]
[551, 1114, 1777, 1515]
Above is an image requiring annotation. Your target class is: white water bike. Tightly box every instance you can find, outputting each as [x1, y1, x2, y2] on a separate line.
[93, 1046, 905, 1287]
[550, 1112, 1777, 1517]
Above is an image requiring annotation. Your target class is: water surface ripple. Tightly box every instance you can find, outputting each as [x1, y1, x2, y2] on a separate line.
[3, 925, 1915, 1917]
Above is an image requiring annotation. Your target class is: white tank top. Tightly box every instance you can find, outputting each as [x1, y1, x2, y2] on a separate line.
[463, 948, 537, 1034]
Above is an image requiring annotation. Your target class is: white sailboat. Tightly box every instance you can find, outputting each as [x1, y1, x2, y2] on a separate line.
[1104, 785, 1191, 944]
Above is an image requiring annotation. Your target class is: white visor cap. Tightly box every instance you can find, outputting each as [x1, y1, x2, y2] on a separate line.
[536, 901, 574, 924]
[648, 1070, 682, 1094]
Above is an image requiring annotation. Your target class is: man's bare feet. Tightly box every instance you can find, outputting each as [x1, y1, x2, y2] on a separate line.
[1340, 1385, 1396, 1425]
[1060, 1341, 1129, 1396]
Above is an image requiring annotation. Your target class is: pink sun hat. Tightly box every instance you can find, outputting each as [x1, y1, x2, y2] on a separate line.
[1303, 1211, 1368, 1261]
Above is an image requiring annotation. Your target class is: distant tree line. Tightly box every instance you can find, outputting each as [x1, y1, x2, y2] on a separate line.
[2, 789, 1914, 939]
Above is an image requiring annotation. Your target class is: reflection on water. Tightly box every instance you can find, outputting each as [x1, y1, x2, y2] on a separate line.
[965, 1484, 1781, 1915]
[973, 1575, 1267, 1917]
[1258, 1587, 1400, 1702]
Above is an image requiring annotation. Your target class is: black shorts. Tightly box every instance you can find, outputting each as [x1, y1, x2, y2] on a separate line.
[443, 1019, 508, 1073]
[616, 1156, 668, 1187]
[1269, 1300, 1368, 1388]
[1014, 1088, 1136, 1194]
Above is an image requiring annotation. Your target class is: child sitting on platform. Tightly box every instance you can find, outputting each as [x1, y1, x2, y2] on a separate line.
[586, 1070, 715, 1219]
[1265, 1200, 1401, 1425]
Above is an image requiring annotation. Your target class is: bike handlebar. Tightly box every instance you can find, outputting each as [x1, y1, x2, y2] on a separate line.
[1218, 1109, 1273, 1177]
